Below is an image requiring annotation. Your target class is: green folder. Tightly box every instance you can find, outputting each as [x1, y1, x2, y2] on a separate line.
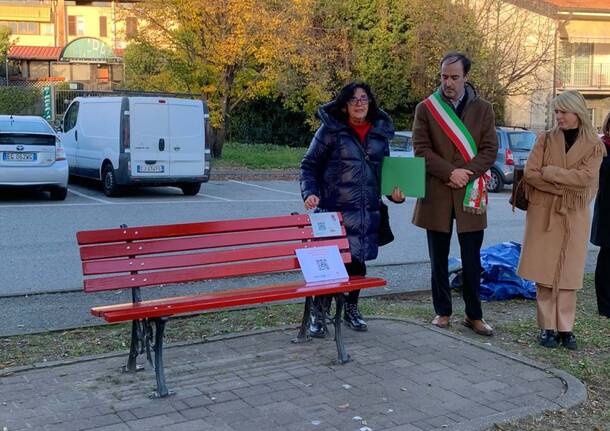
[381, 156, 426, 197]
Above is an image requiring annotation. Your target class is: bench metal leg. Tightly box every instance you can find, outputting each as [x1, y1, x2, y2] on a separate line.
[333, 293, 350, 364]
[122, 320, 145, 373]
[293, 296, 313, 343]
[149, 317, 173, 398]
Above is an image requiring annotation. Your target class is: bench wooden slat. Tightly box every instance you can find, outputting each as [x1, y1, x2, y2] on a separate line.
[84, 252, 353, 292]
[76, 214, 316, 245]
[79, 226, 343, 261]
[83, 238, 350, 275]
[92, 276, 387, 323]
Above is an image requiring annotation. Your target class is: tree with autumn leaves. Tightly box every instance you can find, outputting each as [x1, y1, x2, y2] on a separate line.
[123, 0, 554, 156]
[124, 0, 319, 157]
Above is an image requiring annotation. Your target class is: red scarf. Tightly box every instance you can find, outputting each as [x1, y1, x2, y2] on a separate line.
[349, 121, 371, 143]
[602, 135, 610, 153]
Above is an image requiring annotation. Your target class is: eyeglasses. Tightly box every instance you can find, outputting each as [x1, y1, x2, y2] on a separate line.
[348, 96, 369, 106]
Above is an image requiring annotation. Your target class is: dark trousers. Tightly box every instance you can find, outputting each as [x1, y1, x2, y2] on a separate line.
[426, 228, 484, 320]
[595, 247, 610, 318]
[313, 260, 366, 311]
[344, 260, 366, 304]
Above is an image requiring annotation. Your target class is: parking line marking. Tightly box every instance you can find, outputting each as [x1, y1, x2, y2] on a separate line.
[0, 198, 304, 209]
[68, 188, 113, 204]
[228, 180, 301, 196]
[198, 193, 232, 201]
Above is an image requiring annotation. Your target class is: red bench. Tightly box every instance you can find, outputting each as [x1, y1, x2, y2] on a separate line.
[77, 213, 387, 397]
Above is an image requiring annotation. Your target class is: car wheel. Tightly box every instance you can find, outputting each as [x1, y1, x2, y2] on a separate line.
[486, 169, 504, 193]
[180, 183, 201, 196]
[50, 187, 67, 201]
[102, 164, 121, 197]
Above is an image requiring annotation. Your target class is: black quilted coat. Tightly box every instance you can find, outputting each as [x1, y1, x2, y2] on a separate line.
[300, 102, 395, 262]
[591, 136, 610, 247]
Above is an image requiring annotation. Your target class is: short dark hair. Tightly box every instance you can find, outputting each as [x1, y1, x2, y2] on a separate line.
[440, 52, 471, 76]
[329, 81, 381, 123]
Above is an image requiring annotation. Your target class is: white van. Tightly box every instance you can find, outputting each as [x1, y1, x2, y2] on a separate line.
[60, 96, 211, 196]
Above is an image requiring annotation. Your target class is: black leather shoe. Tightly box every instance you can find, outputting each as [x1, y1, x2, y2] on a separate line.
[539, 329, 559, 348]
[559, 331, 577, 350]
[343, 303, 368, 332]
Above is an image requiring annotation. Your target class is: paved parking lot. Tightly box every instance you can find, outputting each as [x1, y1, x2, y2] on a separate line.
[1, 178, 597, 299]
[0, 178, 304, 207]
[0, 179, 521, 297]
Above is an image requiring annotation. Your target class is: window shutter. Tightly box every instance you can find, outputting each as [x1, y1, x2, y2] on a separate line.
[68, 15, 76, 36]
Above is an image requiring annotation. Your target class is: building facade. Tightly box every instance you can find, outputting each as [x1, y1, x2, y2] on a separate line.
[504, 0, 610, 131]
[3, 0, 138, 89]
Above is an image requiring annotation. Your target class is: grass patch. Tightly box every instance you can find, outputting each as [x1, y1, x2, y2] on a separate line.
[1, 276, 607, 430]
[213, 141, 306, 169]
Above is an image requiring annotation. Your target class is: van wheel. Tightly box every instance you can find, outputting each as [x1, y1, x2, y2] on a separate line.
[103, 165, 121, 197]
[486, 169, 504, 193]
[180, 183, 201, 196]
[50, 187, 67, 201]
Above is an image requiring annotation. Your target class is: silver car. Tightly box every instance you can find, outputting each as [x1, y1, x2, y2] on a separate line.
[0, 115, 68, 200]
[389, 131, 414, 158]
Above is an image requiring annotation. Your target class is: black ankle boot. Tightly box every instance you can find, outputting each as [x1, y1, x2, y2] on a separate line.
[343, 303, 368, 332]
[308, 313, 327, 338]
[539, 329, 558, 348]
[309, 296, 331, 338]
[559, 331, 577, 350]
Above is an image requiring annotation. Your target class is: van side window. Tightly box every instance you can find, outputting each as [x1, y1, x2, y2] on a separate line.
[496, 132, 502, 150]
[63, 102, 79, 132]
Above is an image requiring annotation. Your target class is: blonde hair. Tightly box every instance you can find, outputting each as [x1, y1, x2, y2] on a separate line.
[552, 90, 599, 143]
[603, 111, 610, 138]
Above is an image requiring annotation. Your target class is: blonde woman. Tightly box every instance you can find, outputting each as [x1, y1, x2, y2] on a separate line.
[518, 90, 605, 350]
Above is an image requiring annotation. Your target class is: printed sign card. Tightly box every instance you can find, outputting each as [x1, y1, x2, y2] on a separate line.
[309, 212, 342, 237]
[295, 245, 349, 285]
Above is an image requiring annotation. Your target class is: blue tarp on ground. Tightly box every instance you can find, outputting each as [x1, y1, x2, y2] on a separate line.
[451, 241, 536, 301]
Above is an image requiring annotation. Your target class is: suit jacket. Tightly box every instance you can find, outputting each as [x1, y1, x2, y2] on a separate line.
[411, 84, 498, 233]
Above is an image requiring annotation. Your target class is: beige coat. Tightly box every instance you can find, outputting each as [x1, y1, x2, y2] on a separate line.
[411, 85, 498, 233]
[517, 129, 605, 290]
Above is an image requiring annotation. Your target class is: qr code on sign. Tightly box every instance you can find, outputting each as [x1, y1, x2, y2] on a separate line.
[316, 258, 330, 271]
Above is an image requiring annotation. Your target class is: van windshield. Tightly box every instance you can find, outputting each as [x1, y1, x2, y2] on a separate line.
[508, 132, 536, 151]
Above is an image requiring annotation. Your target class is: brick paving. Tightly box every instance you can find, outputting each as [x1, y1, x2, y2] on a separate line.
[0, 318, 585, 431]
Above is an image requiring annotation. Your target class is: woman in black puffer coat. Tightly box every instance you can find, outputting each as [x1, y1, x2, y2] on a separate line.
[300, 82, 404, 336]
[591, 112, 610, 318]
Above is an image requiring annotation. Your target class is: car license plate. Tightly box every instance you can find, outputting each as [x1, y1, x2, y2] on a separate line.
[137, 164, 164, 173]
[3, 152, 36, 161]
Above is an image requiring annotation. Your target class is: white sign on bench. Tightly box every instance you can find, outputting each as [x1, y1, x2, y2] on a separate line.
[309, 212, 342, 237]
[296, 245, 349, 285]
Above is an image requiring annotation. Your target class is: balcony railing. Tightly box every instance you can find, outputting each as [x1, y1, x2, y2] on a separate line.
[558, 63, 610, 90]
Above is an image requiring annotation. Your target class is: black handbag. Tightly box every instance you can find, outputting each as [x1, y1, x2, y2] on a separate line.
[509, 133, 549, 211]
[378, 201, 394, 246]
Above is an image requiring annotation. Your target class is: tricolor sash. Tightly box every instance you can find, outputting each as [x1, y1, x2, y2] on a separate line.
[423, 90, 489, 214]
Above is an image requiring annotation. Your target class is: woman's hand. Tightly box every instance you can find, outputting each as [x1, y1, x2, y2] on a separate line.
[391, 187, 405, 203]
[304, 194, 320, 210]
